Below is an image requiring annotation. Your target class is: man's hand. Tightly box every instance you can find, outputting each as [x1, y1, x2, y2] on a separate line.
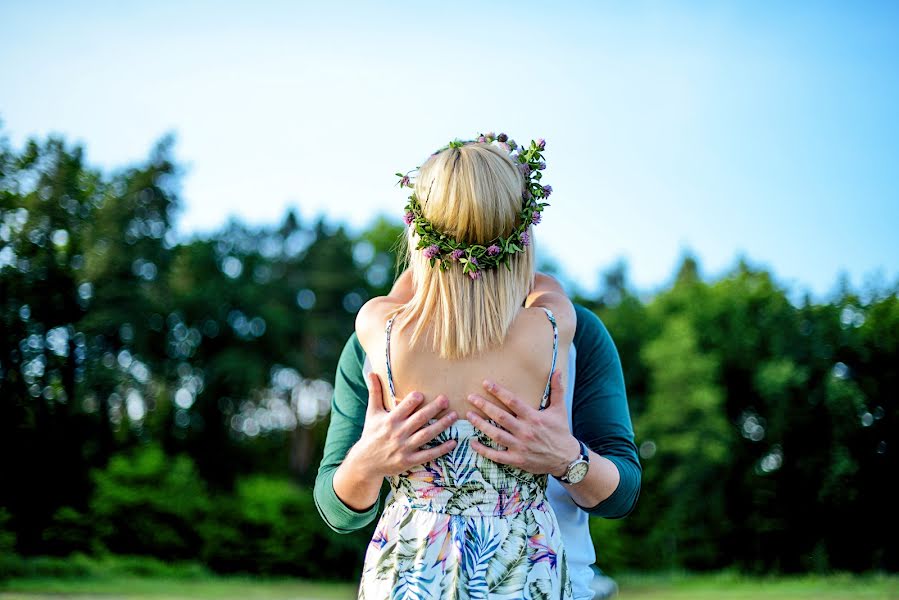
[348, 372, 459, 479]
[467, 370, 580, 477]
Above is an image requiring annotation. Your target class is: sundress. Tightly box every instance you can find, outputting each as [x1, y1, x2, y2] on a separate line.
[358, 307, 573, 600]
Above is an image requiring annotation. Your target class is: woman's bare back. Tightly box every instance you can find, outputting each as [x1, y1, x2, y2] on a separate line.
[357, 296, 574, 420]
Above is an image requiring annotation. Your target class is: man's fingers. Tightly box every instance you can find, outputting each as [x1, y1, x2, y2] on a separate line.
[389, 389, 424, 420]
[396, 394, 448, 435]
[470, 439, 517, 466]
[366, 372, 385, 416]
[467, 394, 523, 435]
[407, 409, 458, 448]
[466, 412, 516, 449]
[482, 379, 531, 417]
[409, 439, 457, 464]
[546, 369, 565, 410]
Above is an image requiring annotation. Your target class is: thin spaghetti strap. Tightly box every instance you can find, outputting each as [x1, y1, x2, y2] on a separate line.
[385, 317, 397, 404]
[539, 307, 558, 410]
[539, 307, 559, 409]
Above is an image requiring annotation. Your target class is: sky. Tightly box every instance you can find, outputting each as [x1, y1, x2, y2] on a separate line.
[1, 0, 897, 301]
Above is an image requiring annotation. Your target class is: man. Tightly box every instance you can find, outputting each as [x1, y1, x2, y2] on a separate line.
[314, 303, 641, 599]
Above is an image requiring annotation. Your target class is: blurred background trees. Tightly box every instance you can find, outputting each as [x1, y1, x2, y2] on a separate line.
[1, 127, 896, 578]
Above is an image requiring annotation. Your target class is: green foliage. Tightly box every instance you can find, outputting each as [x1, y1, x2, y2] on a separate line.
[200, 476, 314, 575]
[41, 506, 96, 556]
[589, 516, 629, 574]
[2, 124, 898, 577]
[0, 124, 379, 557]
[637, 314, 731, 569]
[360, 214, 407, 291]
[0, 507, 15, 554]
[90, 443, 211, 559]
[0, 551, 210, 581]
[200, 475, 371, 578]
[597, 255, 899, 573]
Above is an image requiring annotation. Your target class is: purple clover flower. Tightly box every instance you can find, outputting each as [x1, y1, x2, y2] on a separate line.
[400, 175, 411, 187]
[423, 245, 440, 259]
[487, 244, 501, 256]
[520, 231, 530, 247]
[470, 256, 479, 266]
[542, 185, 553, 197]
[497, 133, 508, 142]
[518, 163, 531, 176]
[403, 211, 414, 225]
[536, 138, 546, 150]
[468, 270, 482, 280]
[531, 211, 542, 225]
[477, 135, 487, 143]
[537, 161, 546, 171]
[450, 249, 465, 261]
[485, 131, 496, 141]
[522, 188, 532, 200]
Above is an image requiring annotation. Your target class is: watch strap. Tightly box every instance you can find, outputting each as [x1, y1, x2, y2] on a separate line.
[555, 440, 589, 483]
[577, 440, 589, 462]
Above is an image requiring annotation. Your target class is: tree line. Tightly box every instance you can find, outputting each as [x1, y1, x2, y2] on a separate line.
[1, 126, 896, 576]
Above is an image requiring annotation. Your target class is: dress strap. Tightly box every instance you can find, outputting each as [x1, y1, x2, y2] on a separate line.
[539, 307, 558, 410]
[385, 317, 397, 402]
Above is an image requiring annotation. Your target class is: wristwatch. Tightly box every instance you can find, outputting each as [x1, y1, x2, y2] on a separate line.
[555, 440, 590, 484]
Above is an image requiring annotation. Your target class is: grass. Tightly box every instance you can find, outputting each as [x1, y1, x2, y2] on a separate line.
[0, 574, 358, 600]
[1, 571, 897, 599]
[616, 571, 899, 599]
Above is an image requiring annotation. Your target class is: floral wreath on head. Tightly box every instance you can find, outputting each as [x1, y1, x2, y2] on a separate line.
[396, 132, 552, 280]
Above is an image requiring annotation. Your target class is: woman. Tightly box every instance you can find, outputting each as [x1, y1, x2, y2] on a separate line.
[352, 133, 575, 599]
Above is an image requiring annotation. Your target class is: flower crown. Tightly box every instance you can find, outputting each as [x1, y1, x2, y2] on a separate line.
[396, 131, 552, 280]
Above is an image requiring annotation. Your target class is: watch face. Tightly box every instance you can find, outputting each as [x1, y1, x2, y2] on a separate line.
[567, 461, 589, 484]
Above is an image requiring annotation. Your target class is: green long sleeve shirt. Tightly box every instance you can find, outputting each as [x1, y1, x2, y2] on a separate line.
[313, 304, 642, 534]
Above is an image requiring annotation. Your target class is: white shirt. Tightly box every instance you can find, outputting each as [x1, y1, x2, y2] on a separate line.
[547, 343, 598, 599]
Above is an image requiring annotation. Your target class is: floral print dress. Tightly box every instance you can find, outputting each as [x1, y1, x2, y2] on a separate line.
[358, 307, 572, 600]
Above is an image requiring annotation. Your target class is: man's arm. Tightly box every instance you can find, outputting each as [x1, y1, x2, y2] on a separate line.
[570, 304, 642, 518]
[313, 334, 381, 533]
[313, 333, 458, 533]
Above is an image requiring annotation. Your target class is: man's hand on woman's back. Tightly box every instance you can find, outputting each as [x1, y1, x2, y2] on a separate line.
[331, 372, 460, 511]
[351, 372, 459, 478]
[466, 369, 580, 477]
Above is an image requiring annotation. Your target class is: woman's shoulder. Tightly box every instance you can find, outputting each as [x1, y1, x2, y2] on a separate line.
[526, 297, 576, 345]
[354, 296, 403, 355]
[524, 274, 576, 343]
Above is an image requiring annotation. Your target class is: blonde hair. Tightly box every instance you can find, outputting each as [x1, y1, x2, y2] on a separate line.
[393, 143, 536, 359]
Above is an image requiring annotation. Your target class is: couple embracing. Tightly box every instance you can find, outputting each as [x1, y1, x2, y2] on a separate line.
[314, 133, 641, 599]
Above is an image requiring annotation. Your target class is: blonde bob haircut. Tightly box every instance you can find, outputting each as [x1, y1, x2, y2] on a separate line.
[392, 142, 536, 360]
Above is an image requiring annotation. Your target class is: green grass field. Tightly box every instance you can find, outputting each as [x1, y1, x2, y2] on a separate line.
[614, 572, 898, 599]
[1, 572, 897, 600]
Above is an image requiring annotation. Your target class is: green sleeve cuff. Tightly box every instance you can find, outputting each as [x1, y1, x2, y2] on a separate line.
[313, 467, 381, 534]
[580, 454, 642, 519]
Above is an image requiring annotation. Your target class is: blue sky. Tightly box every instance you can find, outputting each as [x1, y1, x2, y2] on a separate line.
[1, 1, 897, 300]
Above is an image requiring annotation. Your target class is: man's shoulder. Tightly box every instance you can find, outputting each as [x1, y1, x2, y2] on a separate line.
[339, 331, 367, 370]
[333, 332, 370, 412]
[572, 303, 612, 352]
